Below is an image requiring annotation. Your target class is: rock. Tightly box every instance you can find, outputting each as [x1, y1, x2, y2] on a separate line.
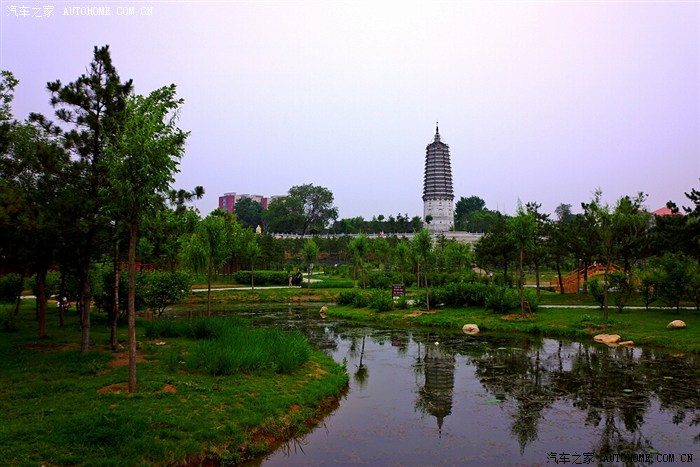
[619, 341, 634, 348]
[667, 320, 686, 330]
[319, 306, 327, 318]
[462, 324, 480, 335]
[594, 334, 621, 345]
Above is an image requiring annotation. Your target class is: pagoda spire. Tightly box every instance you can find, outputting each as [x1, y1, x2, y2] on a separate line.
[434, 122, 441, 142]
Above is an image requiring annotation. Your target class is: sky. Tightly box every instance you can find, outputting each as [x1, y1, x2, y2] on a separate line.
[2, 1, 698, 220]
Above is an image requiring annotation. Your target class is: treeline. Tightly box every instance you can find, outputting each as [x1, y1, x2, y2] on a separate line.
[473, 190, 700, 318]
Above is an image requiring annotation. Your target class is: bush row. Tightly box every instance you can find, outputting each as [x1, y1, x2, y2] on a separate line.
[337, 281, 539, 314]
[230, 271, 288, 286]
[431, 282, 539, 313]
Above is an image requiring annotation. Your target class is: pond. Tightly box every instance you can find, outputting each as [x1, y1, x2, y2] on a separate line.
[238, 306, 699, 466]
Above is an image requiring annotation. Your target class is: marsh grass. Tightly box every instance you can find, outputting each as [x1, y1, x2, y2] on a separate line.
[144, 317, 312, 375]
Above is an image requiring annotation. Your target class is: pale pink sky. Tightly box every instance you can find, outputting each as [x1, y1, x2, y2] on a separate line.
[2, 1, 698, 218]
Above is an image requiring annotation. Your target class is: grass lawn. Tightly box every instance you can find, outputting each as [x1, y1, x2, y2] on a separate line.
[0, 300, 348, 466]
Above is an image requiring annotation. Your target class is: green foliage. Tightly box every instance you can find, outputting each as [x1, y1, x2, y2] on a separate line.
[637, 271, 657, 309]
[231, 271, 288, 286]
[650, 252, 698, 311]
[28, 271, 60, 298]
[94, 269, 146, 315]
[608, 271, 633, 312]
[142, 270, 191, 316]
[337, 289, 361, 306]
[185, 319, 311, 375]
[586, 278, 605, 309]
[485, 286, 520, 313]
[263, 184, 338, 234]
[0, 303, 17, 331]
[369, 290, 394, 312]
[437, 281, 490, 307]
[366, 270, 402, 289]
[0, 273, 23, 301]
[1, 301, 348, 466]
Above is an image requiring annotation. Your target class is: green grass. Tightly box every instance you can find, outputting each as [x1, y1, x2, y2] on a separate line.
[0, 300, 348, 466]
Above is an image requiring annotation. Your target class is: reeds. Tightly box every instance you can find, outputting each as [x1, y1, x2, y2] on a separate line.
[144, 317, 311, 374]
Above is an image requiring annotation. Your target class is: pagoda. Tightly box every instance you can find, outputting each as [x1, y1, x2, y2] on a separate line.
[422, 124, 454, 232]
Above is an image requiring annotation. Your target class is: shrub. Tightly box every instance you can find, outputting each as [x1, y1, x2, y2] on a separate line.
[439, 282, 489, 307]
[366, 271, 393, 289]
[485, 286, 520, 313]
[337, 290, 361, 305]
[231, 271, 288, 286]
[352, 291, 370, 308]
[394, 295, 409, 309]
[0, 303, 17, 332]
[142, 270, 191, 317]
[369, 290, 394, 312]
[523, 289, 539, 312]
[94, 270, 146, 316]
[586, 278, 605, 309]
[0, 274, 23, 301]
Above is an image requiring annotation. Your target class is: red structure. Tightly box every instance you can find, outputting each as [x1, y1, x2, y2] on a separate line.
[218, 192, 269, 213]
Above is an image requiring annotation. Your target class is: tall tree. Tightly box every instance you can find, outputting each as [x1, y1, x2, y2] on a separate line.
[412, 229, 434, 310]
[1, 116, 69, 337]
[37, 45, 133, 354]
[168, 185, 204, 214]
[234, 197, 263, 230]
[525, 202, 550, 297]
[288, 184, 339, 234]
[454, 195, 486, 231]
[104, 84, 188, 392]
[474, 212, 516, 285]
[509, 204, 536, 315]
[301, 239, 320, 293]
[348, 234, 370, 288]
[548, 206, 575, 293]
[582, 190, 647, 320]
[181, 211, 232, 316]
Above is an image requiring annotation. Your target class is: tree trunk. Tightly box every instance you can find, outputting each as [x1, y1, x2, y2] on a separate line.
[519, 246, 525, 316]
[424, 271, 430, 311]
[79, 260, 91, 355]
[128, 222, 138, 393]
[36, 268, 47, 339]
[207, 242, 213, 316]
[111, 241, 120, 350]
[58, 270, 65, 326]
[556, 258, 565, 294]
[602, 244, 612, 321]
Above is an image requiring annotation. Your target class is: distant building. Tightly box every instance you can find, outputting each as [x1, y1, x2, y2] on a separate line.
[423, 125, 454, 232]
[651, 206, 683, 216]
[218, 192, 269, 213]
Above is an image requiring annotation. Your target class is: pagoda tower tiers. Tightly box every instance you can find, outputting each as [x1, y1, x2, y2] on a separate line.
[423, 124, 454, 232]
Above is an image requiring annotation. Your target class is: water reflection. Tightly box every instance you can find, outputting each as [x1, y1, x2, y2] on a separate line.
[236, 306, 700, 465]
[415, 342, 455, 437]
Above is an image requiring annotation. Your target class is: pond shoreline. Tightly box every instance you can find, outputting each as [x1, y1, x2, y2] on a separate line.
[323, 303, 700, 354]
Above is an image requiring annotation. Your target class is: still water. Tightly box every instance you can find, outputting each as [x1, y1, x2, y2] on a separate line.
[240, 306, 699, 466]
